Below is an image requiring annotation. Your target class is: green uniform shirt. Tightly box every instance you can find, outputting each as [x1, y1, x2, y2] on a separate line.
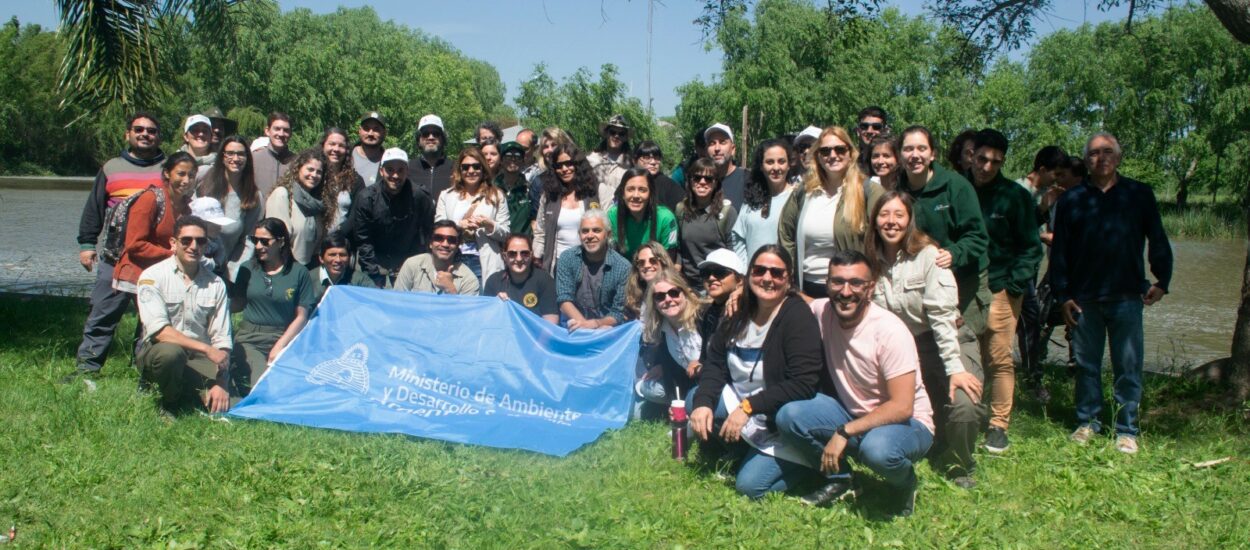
[234, 259, 316, 327]
[606, 204, 678, 260]
[901, 165, 990, 314]
[974, 173, 1044, 295]
[495, 174, 533, 236]
[311, 266, 378, 304]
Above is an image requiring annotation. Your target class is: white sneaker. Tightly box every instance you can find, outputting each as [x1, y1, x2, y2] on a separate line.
[1070, 425, 1095, 445]
[1115, 435, 1139, 454]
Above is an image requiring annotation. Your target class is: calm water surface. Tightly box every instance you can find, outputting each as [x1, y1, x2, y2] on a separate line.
[0, 187, 1241, 370]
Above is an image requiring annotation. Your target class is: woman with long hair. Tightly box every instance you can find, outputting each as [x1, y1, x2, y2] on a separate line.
[946, 128, 977, 173]
[687, 244, 825, 499]
[624, 241, 680, 320]
[606, 167, 678, 261]
[777, 126, 884, 300]
[266, 148, 327, 267]
[197, 135, 263, 281]
[480, 142, 501, 177]
[436, 147, 511, 282]
[532, 143, 600, 275]
[636, 269, 707, 410]
[230, 217, 315, 396]
[675, 158, 737, 291]
[318, 127, 365, 235]
[113, 152, 197, 294]
[731, 139, 795, 267]
[867, 133, 903, 191]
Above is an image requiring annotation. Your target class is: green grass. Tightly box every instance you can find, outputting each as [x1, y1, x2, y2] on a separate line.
[1157, 195, 1246, 240]
[2, 294, 1249, 548]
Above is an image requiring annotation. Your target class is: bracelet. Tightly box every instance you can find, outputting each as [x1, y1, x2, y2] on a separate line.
[739, 399, 753, 415]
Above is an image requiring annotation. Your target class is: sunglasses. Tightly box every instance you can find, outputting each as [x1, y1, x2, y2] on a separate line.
[828, 277, 870, 291]
[817, 145, 850, 158]
[750, 265, 787, 279]
[607, 129, 628, 138]
[460, 162, 483, 172]
[131, 125, 159, 135]
[432, 234, 461, 245]
[178, 236, 208, 247]
[652, 288, 682, 303]
[248, 235, 277, 247]
[635, 257, 661, 268]
[421, 130, 443, 138]
[505, 250, 532, 259]
[858, 122, 885, 131]
[700, 265, 733, 280]
[691, 174, 716, 184]
[504, 151, 524, 159]
[553, 160, 577, 170]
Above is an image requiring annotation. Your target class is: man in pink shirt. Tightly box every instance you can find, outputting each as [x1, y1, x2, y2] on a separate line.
[776, 249, 934, 517]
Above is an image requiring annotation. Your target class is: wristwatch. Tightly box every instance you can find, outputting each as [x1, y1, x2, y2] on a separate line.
[739, 399, 753, 415]
[836, 425, 852, 439]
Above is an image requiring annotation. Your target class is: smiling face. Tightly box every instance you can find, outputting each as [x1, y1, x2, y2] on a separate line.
[184, 123, 211, 153]
[748, 252, 789, 305]
[634, 247, 662, 282]
[430, 226, 460, 262]
[857, 116, 885, 144]
[622, 176, 651, 215]
[321, 246, 350, 279]
[871, 143, 898, 178]
[419, 127, 443, 154]
[554, 153, 576, 185]
[828, 261, 875, 327]
[652, 279, 685, 321]
[579, 216, 608, 255]
[380, 161, 407, 195]
[703, 265, 740, 301]
[504, 238, 532, 276]
[164, 160, 197, 199]
[251, 227, 281, 263]
[901, 132, 935, 179]
[323, 133, 348, 167]
[297, 159, 324, 190]
[817, 134, 852, 177]
[689, 170, 717, 205]
[605, 127, 626, 151]
[706, 132, 736, 167]
[875, 197, 909, 248]
[172, 223, 206, 266]
[503, 150, 523, 174]
[222, 142, 247, 175]
[459, 155, 484, 187]
[126, 117, 161, 155]
[762, 146, 789, 186]
[359, 119, 385, 147]
[265, 119, 291, 150]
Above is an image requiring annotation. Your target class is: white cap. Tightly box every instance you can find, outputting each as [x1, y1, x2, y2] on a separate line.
[794, 125, 822, 145]
[704, 123, 734, 143]
[698, 248, 745, 276]
[249, 136, 270, 151]
[188, 196, 236, 229]
[418, 114, 444, 132]
[381, 147, 409, 165]
[183, 114, 212, 133]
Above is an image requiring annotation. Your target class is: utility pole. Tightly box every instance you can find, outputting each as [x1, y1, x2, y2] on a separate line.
[646, 0, 654, 113]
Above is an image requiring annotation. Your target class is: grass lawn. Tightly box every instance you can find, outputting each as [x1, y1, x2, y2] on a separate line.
[2, 294, 1248, 548]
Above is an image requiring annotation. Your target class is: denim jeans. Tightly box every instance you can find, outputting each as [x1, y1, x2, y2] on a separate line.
[685, 386, 818, 499]
[1072, 299, 1144, 436]
[776, 393, 933, 489]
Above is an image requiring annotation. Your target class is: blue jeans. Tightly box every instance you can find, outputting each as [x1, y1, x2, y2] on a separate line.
[462, 254, 482, 281]
[777, 393, 933, 489]
[1072, 299, 1144, 436]
[685, 386, 818, 499]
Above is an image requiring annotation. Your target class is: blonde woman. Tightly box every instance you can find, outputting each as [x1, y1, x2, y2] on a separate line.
[777, 126, 884, 300]
[637, 269, 706, 409]
[436, 147, 510, 282]
[624, 241, 680, 321]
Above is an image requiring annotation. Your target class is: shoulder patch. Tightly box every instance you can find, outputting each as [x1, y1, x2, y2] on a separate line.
[137, 279, 156, 286]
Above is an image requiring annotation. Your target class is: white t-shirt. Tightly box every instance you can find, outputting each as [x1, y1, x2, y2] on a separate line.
[727, 315, 775, 398]
[800, 188, 840, 283]
[662, 322, 703, 368]
[450, 196, 481, 256]
[554, 203, 585, 259]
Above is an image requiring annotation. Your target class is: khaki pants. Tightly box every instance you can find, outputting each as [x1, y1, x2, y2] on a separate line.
[981, 290, 1022, 430]
[137, 342, 219, 411]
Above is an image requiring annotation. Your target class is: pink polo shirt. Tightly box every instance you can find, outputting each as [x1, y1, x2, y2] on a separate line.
[810, 299, 935, 434]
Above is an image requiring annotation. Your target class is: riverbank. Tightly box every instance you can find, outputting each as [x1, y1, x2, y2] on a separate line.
[1157, 195, 1246, 240]
[1, 294, 1247, 546]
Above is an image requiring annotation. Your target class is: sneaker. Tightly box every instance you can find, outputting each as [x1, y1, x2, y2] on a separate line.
[984, 427, 1010, 454]
[799, 479, 855, 507]
[1070, 425, 1096, 445]
[952, 476, 977, 490]
[59, 366, 100, 385]
[1115, 435, 1139, 454]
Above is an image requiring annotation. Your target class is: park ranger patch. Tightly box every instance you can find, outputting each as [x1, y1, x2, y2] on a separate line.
[523, 292, 538, 308]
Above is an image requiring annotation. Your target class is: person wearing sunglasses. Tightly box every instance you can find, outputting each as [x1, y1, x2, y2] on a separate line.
[703, 123, 745, 209]
[789, 126, 821, 184]
[495, 141, 534, 236]
[525, 127, 575, 219]
[252, 112, 295, 200]
[777, 249, 934, 517]
[533, 143, 599, 275]
[483, 234, 558, 324]
[624, 241, 680, 320]
[436, 147, 510, 282]
[555, 210, 630, 331]
[409, 114, 453, 200]
[394, 220, 480, 296]
[864, 191, 985, 489]
[179, 114, 216, 174]
[687, 244, 824, 500]
[67, 111, 167, 383]
[134, 216, 233, 415]
[266, 148, 327, 268]
[310, 232, 376, 304]
[778, 126, 884, 300]
[854, 106, 890, 174]
[230, 218, 315, 396]
[588, 114, 634, 205]
[732, 139, 796, 268]
[350, 147, 435, 288]
[196, 135, 263, 282]
[695, 248, 744, 360]
[676, 158, 738, 292]
[637, 271, 707, 414]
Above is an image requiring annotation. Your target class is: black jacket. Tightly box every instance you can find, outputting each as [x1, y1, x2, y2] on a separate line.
[693, 295, 824, 418]
[408, 154, 452, 201]
[349, 179, 434, 284]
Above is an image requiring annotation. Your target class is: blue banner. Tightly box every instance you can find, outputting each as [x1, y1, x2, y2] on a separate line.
[228, 285, 641, 456]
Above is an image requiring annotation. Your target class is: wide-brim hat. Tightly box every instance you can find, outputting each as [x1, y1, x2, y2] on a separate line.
[598, 114, 632, 140]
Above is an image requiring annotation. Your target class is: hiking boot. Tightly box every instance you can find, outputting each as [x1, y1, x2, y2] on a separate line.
[889, 480, 918, 518]
[1115, 435, 1139, 454]
[1070, 425, 1096, 445]
[984, 427, 1010, 454]
[799, 479, 855, 507]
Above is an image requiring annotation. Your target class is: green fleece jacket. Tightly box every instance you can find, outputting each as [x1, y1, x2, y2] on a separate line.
[974, 172, 1044, 295]
[901, 165, 989, 313]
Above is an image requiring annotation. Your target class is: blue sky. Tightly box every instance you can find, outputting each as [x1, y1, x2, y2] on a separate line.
[6, 1, 1132, 117]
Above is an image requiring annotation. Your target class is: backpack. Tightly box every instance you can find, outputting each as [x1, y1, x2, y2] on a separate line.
[100, 187, 167, 264]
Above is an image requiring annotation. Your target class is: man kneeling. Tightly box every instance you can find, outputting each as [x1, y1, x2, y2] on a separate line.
[777, 250, 934, 517]
[135, 216, 232, 414]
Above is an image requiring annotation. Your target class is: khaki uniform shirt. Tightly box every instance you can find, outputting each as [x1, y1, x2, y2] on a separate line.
[872, 245, 963, 376]
[136, 256, 232, 351]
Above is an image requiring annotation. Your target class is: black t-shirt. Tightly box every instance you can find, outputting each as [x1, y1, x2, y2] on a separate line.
[482, 268, 558, 318]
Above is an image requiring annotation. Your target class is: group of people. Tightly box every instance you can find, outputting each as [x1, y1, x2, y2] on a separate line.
[66, 106, 1173, 517]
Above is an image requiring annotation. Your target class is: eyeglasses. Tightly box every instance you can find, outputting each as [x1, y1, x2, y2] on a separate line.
[700, 265, 733, 280]
[828, 277, 870, 291]
[652, 288, 682, 303]
[635, 257, 661, 268]
[691, 174, 716, 184]
[131, 125, 159, 135]
[505, 250, 532, 259]
[178, 236, 208, 247]
[223, 150, 247, 158]
[432, 234, 461, 245]
[817, 145, 851, 158]
[460, 162, 483, 172]
[478, 137, 499, 145]
[248, 235, 276, 247]
[750, 265, 786, 279]
[858, 122, 885, 131]
[553, 160, 577, 170]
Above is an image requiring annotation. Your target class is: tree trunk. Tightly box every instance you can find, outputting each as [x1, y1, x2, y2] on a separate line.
[1205, 0, 1250, 44]
[1229, 227, 1250, 400]
[1176, 158, 1197, 208]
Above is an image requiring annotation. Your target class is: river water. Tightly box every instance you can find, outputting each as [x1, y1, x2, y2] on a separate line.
[0, 187, 1241, 370]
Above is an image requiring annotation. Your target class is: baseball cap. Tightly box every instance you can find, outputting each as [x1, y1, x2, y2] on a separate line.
[188, 197, 236, 229]
[794, 126, 822, 145]
[500, 141, 525, 156]
[381, 147, 409, 165]
[704, 123, 734, 143]
[183, 114, 212, 133]
[360, 111, 386, 128]
[418, 114, 444, 132]
[698, 248, 745, 276]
